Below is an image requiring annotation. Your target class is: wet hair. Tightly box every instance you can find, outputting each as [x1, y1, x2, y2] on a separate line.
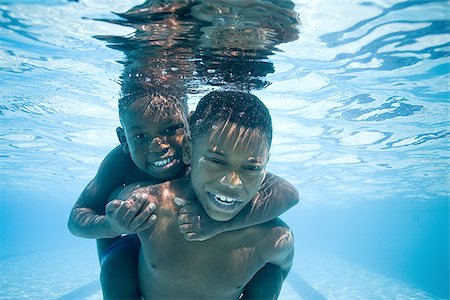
[189, 91, 272, 146]
[118, 86, 188, 125]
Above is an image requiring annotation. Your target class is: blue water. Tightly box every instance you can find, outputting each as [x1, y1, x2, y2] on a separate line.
[1, 0, 449, 299]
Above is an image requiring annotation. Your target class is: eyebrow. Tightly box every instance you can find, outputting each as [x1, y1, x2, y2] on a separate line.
[207, 149, 263, 164]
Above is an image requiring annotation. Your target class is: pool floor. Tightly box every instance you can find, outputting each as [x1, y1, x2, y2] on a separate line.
[0, 242, 441, 299]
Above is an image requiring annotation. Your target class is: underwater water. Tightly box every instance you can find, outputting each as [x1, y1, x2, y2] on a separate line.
[0, 0, 449, 299]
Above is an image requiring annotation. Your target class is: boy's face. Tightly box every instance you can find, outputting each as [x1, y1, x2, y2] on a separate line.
[119, 100, 188, 180]
[187, 121, 270, 221]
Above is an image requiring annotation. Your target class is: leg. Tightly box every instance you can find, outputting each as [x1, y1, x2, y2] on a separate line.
[99, 235, 141, 300]
[97, 237, 121, 264]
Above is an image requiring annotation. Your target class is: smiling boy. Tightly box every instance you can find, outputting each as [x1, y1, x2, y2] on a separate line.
[116, 91, 295, 299]
[68, 87, 190, 298]
[68, 88, 298, 299]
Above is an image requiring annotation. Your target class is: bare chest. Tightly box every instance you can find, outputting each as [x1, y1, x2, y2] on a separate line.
[138, 215, 267, 299]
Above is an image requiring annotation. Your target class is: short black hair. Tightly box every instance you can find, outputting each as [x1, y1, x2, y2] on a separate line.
[189, 91, 272, 146]
[118, 85, 188, 124]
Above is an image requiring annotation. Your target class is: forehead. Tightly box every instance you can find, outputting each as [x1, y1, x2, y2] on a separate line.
[197, 121, 270, 158]
[122, 96, 186, 125]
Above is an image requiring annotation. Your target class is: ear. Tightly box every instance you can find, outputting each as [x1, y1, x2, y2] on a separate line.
[182, 136, 192, 165]
[116, 127, 130, 154]
[259, 153, 271, 186]
[259, 170, 268, 186]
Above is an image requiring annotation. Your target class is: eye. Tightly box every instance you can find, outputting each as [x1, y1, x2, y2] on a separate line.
[204, 157, 226, 165]
[134, 133, 147, 140]
[163, 123, 184, 135]
[242, 165, 263, 172]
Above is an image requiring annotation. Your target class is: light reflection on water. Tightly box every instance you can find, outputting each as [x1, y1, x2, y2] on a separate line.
[0, 0, 448, 299]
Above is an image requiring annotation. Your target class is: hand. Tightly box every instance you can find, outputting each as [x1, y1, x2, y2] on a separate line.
[105, 193, 157, 236]
[174, 197, 221, 241]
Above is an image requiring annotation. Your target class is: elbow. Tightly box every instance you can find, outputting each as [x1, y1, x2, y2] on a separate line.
[277, 176, 299, 208]
[289, 187, 300, 208]
[67, 215, 77, 236]
[67, 210, 81, 237]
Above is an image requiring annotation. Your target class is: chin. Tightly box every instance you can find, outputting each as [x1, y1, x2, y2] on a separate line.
[147, 162, 183, 179]
[206, 209, 239, 222]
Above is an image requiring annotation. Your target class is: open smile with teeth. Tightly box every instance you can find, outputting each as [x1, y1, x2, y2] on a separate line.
[209, 192, 241, 206]
[152, 156, 174, 168]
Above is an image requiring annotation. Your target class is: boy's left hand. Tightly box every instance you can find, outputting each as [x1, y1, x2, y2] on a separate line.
[174, 197, 221, 241]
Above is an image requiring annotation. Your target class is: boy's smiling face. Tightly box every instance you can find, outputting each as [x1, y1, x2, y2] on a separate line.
[118, 96, 188, 180]
[186, 121, 270, 221]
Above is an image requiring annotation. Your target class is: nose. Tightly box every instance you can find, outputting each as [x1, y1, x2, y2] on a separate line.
[148, 136, 170, 153]
[219, 172, 243, 189]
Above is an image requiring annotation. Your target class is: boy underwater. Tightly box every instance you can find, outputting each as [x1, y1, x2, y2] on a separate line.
[68, 89, 299, 299]
[117, 90, 295, 299]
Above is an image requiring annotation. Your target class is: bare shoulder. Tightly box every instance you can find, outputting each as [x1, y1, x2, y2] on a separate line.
[260, 172, 299, 202]
[116, 181, 169, 201]
[74, 146, 132, 210]
[100, 145, 132, 169]
[96, 145, 135, 185]
[115, 178, 193, 206]
[256, 218, 294, 263]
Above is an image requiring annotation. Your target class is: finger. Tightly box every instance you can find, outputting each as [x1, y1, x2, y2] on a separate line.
[184, 232, 204, 241]
[121, 193, 149, 224]
[134, 214, 157, 232]
[132, 193, 149, 209]
[130, 202, 156, 229]
[146, 201, 157, 213]
[174, 197, 187, 206]
[105, 200, 121, 214]
[132, 193, 154, 216]
[179, 223, 196, 234]
[178, 204, 197, 215]
[177, 213, 197, 224]
[174, 197, 197, 206]
[110, 201, 129, 219]
[121, 199, 139, 225]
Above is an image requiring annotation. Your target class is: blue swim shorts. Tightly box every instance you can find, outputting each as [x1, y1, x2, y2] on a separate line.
[100, 234, 141, 266]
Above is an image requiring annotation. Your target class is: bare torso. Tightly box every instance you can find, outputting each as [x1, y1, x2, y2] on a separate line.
[119, 179, 289, 300]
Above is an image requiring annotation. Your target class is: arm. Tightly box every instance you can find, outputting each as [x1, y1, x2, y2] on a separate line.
[68, 146, 155, 239]
[219, 172, 299, 231]
[177, 173, 299, 240]
[241, 223, 294, 300]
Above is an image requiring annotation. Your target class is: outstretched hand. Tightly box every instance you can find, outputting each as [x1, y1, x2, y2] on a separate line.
[105, 193, 157, 236]
[174, 197, 222, 241]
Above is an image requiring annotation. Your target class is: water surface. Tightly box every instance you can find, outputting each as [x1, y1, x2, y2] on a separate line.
[0, 0, 448, 299]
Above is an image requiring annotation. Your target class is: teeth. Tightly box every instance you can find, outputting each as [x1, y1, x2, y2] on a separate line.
[213, 193, 239, 205]
[152, 157, 174, 167]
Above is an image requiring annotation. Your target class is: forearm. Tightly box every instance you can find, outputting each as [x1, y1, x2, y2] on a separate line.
[241, 263, 284, 300]
[217, 180, 299, 233]
[213, 202, 271, 234]
[68, 207, 119, 239]
[177, 175, 298, 241]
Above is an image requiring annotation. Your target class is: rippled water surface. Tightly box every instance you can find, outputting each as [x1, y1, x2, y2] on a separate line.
[1, 0, 448, 299]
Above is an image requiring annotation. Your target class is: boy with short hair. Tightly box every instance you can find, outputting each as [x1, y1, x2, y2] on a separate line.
[68, 88, 298, 299]
[117, 91, 295, 299]
[69, 87, 191, 298]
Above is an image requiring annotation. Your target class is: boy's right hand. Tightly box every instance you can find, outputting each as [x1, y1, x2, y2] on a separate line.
[105, 193, 157, 236]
